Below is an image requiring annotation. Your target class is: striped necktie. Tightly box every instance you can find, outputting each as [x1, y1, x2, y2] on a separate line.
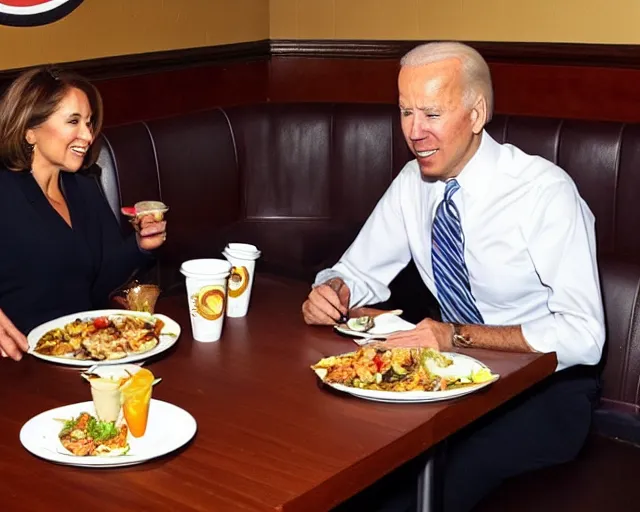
[431, 179, 484, 324]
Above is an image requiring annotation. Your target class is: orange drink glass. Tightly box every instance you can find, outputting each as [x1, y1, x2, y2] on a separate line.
[119, 368, 154, 438]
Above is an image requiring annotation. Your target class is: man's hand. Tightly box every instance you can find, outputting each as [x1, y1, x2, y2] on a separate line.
[135, 215, 168, 251]
[384, 318, 453, 350]
[302, 278, 351, 325]
[0, 309, 28, 361]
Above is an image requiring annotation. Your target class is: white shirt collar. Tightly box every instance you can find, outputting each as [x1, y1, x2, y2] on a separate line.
[443, 130, 501, 199]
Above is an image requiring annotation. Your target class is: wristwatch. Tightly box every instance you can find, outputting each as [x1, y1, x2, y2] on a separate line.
[450, 323, 473, 348]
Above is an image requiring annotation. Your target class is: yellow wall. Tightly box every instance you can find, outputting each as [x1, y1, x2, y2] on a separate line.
[270, 0, 640, 44]
[0, 0, 269, 71]
[2, 0, 637, 72]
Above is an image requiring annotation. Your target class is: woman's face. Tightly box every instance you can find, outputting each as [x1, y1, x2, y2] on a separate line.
[26, 87, 94, 173]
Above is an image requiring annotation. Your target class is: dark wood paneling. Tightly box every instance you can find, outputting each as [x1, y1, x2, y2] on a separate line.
[4, 38, 640, 125]
[269, 57, 399, 104]
[270, 39, 640, 68]
[490, 62, 640, 122]
[268, 43, 640, 123]
[0, 41, 270, 128]
[97, 60, 268, 127]
[0, 40, 270, 82]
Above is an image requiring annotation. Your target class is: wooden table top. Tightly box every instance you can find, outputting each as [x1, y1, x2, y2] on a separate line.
[0, 274, 557, 512]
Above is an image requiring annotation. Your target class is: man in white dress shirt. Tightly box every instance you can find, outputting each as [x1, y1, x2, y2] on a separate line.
[303, 42, 605, 512]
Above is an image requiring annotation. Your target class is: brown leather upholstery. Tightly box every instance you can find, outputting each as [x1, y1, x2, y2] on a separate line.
[98, 104, 640, 434]
[486, 116, 640, 434]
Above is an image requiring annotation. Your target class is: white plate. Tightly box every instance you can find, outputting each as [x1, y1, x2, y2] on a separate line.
[20, 399, 197, 467]
[334, 312, 416, 345]
[27, 309, 181, 367]
[316, 352, 499, 403]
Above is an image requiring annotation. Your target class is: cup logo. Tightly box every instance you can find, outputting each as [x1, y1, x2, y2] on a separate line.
[0, 1, 85, 27]
[228, 266, 250, 298]
[191, 285, 225, 320]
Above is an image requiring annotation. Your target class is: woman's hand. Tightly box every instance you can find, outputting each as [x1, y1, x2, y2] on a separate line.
[0, 309, 28, 361]
[135, 214, 167, 251]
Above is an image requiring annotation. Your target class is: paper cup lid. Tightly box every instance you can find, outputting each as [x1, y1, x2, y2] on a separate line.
[223, 249, 261, 261]
[180, 259, 231, 278]
[226, 243, 259, 253]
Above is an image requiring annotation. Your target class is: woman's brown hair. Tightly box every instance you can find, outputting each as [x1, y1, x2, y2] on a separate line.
[0, 65, 103, 171]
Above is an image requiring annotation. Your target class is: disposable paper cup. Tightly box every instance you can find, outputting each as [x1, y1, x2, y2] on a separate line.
[223, 248, 260, 318]
[180, 259, 231, 342]
[225, 243, 261, 259]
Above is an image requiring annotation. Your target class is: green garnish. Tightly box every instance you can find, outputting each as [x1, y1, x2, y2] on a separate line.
[58, 418, 76, 438]
[58, 413, 118, 442]
[86, 416, 118, 441]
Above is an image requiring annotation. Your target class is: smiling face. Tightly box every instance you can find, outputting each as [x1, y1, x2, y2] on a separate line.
[398, 59, 485, 181]
[26, 87, 94, 174]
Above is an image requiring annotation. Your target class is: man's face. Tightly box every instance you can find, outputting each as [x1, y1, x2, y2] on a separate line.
[398, 59, 483, 181]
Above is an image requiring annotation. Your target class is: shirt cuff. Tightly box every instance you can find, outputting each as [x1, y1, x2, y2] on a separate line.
[521, 315, 558, 356]
[314, 269, 343, 287]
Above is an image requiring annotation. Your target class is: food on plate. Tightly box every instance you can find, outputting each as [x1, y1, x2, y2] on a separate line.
[228, 266, 250, 298]
[311, 346, 495, 392]
[346, 315, 375, 332]
[34, 314, 164, 360]
[120, 368, 155, 438]
[58, 412, 129, 456]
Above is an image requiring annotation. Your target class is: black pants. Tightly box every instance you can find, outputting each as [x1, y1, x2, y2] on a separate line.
[439, 365, 598, 512]
[333, 366, 599, 512]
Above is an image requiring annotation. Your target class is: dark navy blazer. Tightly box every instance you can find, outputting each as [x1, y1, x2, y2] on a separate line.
[0, 167, 152, 334]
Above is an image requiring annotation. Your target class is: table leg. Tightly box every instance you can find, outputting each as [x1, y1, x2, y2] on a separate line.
[417, 454, 435, 512]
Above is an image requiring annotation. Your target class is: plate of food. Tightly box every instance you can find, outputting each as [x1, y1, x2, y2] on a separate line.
[334, 310, 416, 343]
[311, 346, 499, 403]
[27, 309, 180, 366]
[19, 399, 197, 468]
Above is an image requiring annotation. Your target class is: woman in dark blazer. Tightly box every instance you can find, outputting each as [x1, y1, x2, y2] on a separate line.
[0, 67, 167, 361]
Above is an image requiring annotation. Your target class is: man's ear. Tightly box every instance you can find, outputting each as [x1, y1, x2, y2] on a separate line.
[470, 96, 488, 134]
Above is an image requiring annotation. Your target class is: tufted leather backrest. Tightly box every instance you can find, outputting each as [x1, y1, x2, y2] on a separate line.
[96, 104, 640, 413]
[487, 116, 640, 263]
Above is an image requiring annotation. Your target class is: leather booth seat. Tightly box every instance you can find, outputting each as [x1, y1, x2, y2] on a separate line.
[97, 104, 640, 507]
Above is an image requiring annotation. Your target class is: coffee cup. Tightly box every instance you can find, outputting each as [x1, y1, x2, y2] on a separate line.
[223, 244, 260, 318]
[180, 259, 231, 342]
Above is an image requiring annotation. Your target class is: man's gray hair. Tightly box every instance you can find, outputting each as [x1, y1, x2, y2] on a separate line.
[400, 41, 494, 122]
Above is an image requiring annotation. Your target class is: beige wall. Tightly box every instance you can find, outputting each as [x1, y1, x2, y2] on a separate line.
[0, 0, 269, 71]
[270, 0, 640, 44]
